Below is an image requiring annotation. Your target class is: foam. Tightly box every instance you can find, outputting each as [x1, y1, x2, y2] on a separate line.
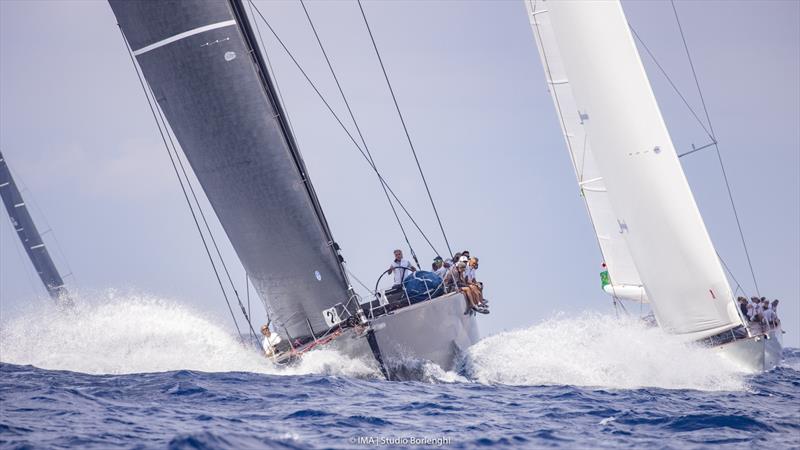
[0, 291, 377, 378]
[461, 312, 748, 391]
[0, 293, 753, 390]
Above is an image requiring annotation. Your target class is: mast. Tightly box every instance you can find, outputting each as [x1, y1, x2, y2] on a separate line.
[525, 0, 742, 340]
[109, 0, 351, 340]
[0, 150, 69, 301]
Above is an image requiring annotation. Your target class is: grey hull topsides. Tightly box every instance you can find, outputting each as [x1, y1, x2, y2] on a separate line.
[334, 292, 480, 380]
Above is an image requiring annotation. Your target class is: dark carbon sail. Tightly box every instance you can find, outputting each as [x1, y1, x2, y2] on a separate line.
[109, 0, 351, 339]
[0, 150, 68, 301]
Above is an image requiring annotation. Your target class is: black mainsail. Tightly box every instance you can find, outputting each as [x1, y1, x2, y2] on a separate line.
[109, 0, 352, 340]
[0, 150, 68, 301]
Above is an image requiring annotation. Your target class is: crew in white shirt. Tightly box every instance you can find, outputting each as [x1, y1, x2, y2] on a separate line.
[746, 302, 755, 322]
[387, 249, 416, 286]
[749, 297, 763, 322]
[261, 324, 282, 357]
[432, 256, 447, 279]
[763, 306, 777, 328]
[465, 257, 480, 284]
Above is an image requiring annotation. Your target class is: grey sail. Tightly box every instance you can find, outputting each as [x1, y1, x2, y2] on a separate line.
[0, 150, 68, 301]
[109, 0, 351, 340]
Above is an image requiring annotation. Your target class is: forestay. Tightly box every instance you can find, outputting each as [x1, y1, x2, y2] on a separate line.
[109, 0, 351, 339]
[525, 1, 646, 303]
[527, 0, 742, 340]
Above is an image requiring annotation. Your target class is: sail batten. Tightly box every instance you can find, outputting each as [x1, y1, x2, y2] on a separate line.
[526, 0, 742, 339]
[109, 0, 350, 338]
[132, 19, 237, 56]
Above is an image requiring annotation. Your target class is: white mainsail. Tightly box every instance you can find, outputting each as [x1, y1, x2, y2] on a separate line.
[525, 0, 743, 340]
[525, 0, 646, 303]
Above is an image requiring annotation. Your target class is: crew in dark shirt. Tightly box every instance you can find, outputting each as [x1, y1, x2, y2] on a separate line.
[737, 296, 748, 320]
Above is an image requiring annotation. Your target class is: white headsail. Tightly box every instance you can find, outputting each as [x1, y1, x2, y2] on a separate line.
[524, 0, 743, 340]
[525, 0, 646, 303]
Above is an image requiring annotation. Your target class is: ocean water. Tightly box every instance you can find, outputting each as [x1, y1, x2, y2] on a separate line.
[1, 295, 798, 449]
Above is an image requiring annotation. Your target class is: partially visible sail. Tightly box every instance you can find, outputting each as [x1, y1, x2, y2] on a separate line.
[109, 0, 351, 339]
[526, 0, 742, 340]
[525, 1, 646, 303]
[0, 150, 68, 301]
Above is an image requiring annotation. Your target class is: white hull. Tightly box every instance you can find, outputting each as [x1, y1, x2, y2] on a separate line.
[713, 327, 783, 372]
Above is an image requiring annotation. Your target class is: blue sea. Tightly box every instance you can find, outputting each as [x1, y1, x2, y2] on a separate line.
[1, 297, 798, 449]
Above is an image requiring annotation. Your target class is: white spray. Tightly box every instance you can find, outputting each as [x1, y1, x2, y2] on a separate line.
[0, 291, 377, 378]
[461, 312, 748, 391]
[0, 293, 751, 390]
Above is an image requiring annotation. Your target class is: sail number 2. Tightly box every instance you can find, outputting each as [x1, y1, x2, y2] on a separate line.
[323, 306, 343, 327]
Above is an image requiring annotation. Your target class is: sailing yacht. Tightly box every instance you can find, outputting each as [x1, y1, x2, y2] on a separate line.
[108, 0, 479, 380]
[0, 150, 71, 304]
[524, 0, 782, 372]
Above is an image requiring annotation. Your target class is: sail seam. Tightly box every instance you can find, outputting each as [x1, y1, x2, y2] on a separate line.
[133, 20, 237, 56]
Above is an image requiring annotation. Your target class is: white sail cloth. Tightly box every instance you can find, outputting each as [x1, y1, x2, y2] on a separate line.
[525, 1, 645, 302]
[525, 0, 742, 340]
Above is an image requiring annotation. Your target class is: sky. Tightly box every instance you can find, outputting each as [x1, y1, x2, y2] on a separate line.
[1, 0, 798, 348]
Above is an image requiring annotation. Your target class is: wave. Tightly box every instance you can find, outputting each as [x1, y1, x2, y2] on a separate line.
[0, 293, 761, 390]
[460, 312, 748, 391]
[0, 291, 377, 378]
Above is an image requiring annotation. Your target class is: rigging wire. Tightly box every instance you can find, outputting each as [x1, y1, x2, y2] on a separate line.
[117, 26, 248, 342]
[156, 103, 261, 346]
[718, 251, 749, 299]
[345, 266, 374, 297]
[298, 0, 419, 264]
[247, 0, 300, 147]
[247, 3, 340, 313]
[234, 0, 356, 297]
[6, 166, 78, 290]
[2, 213, 44, 300]
[245, 1, 442, 257]
[669, 0, 760, 297]
[356, 0, 453, 258]
[628, 25, 713, 141]
[136, 29, 262, 341]
[617, 298, 629, 315]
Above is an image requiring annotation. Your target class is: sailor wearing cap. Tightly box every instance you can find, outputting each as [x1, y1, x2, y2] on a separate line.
[433, 256, 447, 279]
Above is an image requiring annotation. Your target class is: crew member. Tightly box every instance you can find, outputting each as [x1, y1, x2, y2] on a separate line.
[432, 256, 447, 279]
[386, 249, 416, 286]
[444, 261, 467, 293]
[763, 303, 778, 329]
[748, 297, 763, 322]
[261, 324, 282, 357]
[445, 261, 487, 314]
[771, 299, 781, 327]
[465, 257, 488, 312]
[465, 257, 479, 284]
[737, 297, 748, 320]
